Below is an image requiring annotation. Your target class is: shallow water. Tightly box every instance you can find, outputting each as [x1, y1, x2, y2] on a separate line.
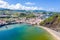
[0, 24, 55, 40]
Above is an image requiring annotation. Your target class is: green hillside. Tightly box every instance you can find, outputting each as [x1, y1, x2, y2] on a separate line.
[40, 14, 60, 32]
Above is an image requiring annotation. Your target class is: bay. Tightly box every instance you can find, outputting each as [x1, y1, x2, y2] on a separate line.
[0, 24, 55, 40]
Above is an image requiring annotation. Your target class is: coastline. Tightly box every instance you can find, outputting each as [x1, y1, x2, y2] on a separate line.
[38, 26, 60, 40]
[0, 22, 60, 40]
[0, 23, 32, 31]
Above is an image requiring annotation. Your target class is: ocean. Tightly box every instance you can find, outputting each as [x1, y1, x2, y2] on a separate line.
[0, 23, 55, 40]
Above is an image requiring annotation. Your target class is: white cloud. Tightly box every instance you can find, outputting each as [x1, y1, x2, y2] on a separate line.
[0, 0, 44, 10]
[8, 3, 23, 9]
[25, 2, 35, 5]
[0, 0, 9, 8]
[45, 8, 56, 11]
[48, 8, 55, 11]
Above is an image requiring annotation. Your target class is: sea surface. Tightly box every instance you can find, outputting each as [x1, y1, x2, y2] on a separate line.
[0, 23, 55, 40]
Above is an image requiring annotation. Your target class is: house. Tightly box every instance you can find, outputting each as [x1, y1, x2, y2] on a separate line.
[0, 15, 11, 18]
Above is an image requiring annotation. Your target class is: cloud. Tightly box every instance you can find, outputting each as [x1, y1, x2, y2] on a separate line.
[45, 8, 57, 11]
[0, 0, 9, 8]
[48, 8, 55, 11]
[25, 2, 35, 5]
[8, 3, 23, 9]
[0, 0, 44, 10]
[0, 0, 58, 12]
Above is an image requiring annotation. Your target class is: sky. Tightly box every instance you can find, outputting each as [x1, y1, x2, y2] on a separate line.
[0, 0, 60, 12]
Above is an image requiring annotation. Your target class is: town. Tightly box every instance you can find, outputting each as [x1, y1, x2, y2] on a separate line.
[0, 10, 53, 27]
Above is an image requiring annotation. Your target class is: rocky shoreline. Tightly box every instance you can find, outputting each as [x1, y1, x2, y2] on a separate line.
[0, 21, 23, 28]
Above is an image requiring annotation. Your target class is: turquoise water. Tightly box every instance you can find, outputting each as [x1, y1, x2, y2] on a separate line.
[0, 24, 55, 40]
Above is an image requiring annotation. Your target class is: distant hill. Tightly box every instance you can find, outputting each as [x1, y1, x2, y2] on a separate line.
[32, 10, 46, 12]
[40, 14, 60, 32]
[0, 8, 10, 10]
[0, 8, 46, 13]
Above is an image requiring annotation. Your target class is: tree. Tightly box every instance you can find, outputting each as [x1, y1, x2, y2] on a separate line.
[19, 13, 27, 17]
[26, 13, 36, 18]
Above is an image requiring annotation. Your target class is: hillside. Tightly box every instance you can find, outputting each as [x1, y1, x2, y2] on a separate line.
[40, 14, 60, 32]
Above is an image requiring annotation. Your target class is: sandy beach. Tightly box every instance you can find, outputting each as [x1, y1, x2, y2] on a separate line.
[38, 26, 60, 40]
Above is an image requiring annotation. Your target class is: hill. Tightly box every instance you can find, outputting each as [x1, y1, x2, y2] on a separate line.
[40, 14, 60, 32]
[0, 8, 47, 12]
